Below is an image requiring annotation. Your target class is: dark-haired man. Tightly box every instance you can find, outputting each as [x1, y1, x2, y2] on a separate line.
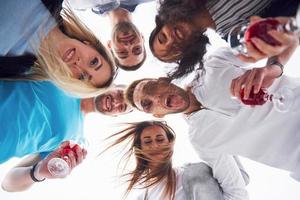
[125, 47, 300, 182]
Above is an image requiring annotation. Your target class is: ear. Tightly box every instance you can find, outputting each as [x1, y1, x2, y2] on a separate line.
[107, 40, 112, 49]
[153, 113, 165, 118]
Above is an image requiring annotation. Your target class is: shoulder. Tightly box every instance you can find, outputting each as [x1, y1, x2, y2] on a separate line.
[205, 47, 248, 69]
[183, 162, 213, 181]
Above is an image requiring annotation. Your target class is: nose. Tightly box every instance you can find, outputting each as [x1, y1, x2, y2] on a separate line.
[150, 142, 159, 149]
[112, 101, 123, 112]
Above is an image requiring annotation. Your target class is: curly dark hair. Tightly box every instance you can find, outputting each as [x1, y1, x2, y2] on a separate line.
[149, 0, 210, 80]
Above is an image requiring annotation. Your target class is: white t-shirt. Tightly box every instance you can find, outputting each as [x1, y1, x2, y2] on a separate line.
[187, 47, 300, 180]
[136, 168, 185, 200]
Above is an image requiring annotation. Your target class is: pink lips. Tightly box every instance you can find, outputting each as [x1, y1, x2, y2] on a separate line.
[62, 48, 75, 62]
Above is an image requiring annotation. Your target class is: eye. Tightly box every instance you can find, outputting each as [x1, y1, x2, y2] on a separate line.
[141, 99, 152, 112]
[144, 140, 152, 145]
[156, 139, 165, 143]
[90, 57, 98, 67]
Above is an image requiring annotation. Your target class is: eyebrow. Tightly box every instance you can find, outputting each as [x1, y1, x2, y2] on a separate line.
[94, 62, 103, 71]
[116, 51, 128, 59]
[143, 136, 151, 139]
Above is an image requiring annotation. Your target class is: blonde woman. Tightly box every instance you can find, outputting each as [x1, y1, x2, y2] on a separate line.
[106, 121, 249, 200]
[0, 0, 116, 97]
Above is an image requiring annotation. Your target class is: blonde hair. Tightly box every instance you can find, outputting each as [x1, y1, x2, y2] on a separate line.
[103, 121, 177, 200]
[6, 6, 116, 98]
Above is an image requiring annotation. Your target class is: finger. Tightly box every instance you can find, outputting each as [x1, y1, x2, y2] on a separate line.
[243, 69, 257, 99]
[268, 30, 298, 46]
[253, 72, 264, 94]
[245, 41, 266, 60]
[233, 73, 248, 98]
[251, 37, 282, 56]
[74, 146, 84, 164]
[249, 16, 262, 25]
[59, 141, 71, 149]
[230, 78, 237, 97]
[82, 149, 88, 159]
[64, 151, 76, 169]
[237, 54, 257, 63]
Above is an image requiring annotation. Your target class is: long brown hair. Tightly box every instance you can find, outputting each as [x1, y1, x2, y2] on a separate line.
[104, 121, 177, 200]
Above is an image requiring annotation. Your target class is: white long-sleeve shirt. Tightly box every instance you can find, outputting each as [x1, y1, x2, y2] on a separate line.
[187, 47, 300, 181]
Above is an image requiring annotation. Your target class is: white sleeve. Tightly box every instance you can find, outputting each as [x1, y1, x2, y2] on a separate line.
[198, 151, 249, 200]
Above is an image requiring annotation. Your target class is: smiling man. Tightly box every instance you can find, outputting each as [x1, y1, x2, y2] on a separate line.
[93, 85, 133, 116]
[125, 47, 300, 183]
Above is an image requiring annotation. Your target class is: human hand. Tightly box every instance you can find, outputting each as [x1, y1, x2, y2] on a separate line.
[35, 141, 87, 179]
[230, 65, 281, 99]
[238, 16, 299, 63]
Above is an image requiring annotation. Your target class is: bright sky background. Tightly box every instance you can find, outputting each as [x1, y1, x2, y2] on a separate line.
[1, 1, 300, 199]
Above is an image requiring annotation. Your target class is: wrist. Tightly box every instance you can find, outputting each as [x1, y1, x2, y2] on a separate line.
[267, 58, 284, 77]
[30, 162, 46, 182]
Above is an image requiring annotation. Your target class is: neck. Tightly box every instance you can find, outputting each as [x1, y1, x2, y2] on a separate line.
[183, 90, 203, 115]
[108, 8, 132, 26]
[80, 98, 95, 114]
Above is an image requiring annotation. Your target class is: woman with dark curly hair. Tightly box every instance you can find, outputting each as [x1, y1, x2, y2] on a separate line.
[149, 0, 300, 80]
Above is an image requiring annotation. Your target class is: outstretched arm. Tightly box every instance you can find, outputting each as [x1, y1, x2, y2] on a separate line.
[1, 141, 87, 192]
[1, 154, 41, 192]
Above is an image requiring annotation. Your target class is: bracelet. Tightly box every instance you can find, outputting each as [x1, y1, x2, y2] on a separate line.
[268, 58, 284, 77]
[30, 163, 46, 182]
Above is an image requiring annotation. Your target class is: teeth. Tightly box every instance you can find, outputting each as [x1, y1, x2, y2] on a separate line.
[67, 49, 75, 61]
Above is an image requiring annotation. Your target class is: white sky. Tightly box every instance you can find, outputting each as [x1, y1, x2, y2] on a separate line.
[1, 1, 300, 199]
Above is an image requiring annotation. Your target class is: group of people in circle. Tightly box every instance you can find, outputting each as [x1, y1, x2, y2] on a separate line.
[1, 0, 300, 199]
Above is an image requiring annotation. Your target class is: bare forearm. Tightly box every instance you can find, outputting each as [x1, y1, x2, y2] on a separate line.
[1, 166, 35, 192]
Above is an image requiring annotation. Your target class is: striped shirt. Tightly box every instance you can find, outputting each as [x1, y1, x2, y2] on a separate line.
[206, 0, 272, 38]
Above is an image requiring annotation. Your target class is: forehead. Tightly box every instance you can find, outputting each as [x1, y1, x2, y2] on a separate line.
[132, 80, 158, 109]
[141, 125, 166, 137]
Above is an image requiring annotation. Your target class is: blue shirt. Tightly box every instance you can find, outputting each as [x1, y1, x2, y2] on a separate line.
[0, 81, 84, 163]
[0, 0, 56, 56]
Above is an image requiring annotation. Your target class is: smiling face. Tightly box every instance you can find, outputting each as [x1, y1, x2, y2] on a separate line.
[58, 39, 113, 87]
[132, 78, 190, 117]
[152, 23, 193, 62]
[94, 89, 132, 116]
[109, 21, 145, 69]
[140, 125, 170, 161]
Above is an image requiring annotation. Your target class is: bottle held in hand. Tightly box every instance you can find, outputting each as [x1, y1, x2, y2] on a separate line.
[47, 144, 80, 178]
